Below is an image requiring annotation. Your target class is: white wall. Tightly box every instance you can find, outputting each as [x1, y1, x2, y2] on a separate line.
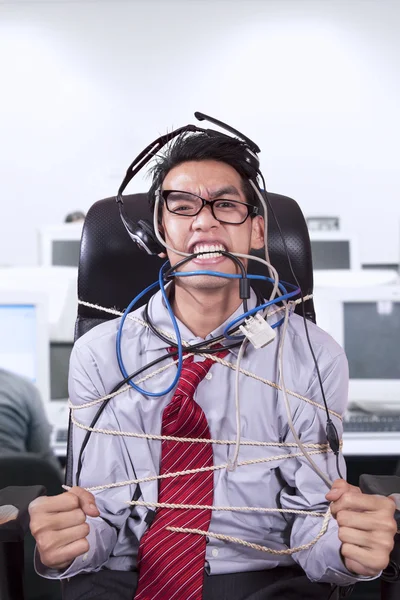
[0, 0, 399, 266]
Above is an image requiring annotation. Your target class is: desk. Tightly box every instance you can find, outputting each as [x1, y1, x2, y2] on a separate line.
[343, 432, 400, 456]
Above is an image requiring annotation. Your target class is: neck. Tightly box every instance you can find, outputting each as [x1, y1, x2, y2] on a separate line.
[171, 282, 243, 339]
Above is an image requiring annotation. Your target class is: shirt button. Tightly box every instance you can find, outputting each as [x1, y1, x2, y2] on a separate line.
[82, 552, 88, 562]
[211, 548, 218, 557]
[205, 373, 212, 380]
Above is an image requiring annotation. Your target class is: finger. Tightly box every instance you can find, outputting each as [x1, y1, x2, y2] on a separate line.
[43, 508, 87, 532]
[343, 556, 380, 578]
[326, 479, 361, 502]
[341, 542, 391, 573]
[389, 494, 400, 511]
[67, 487, 100, 517]
[337, 526, 375, 549]
[56, 522, 90, 547]
[336, 509, 397, 533]
[40, 538, 90, 570]
[331, 493, 393, 517]
[29, 492, 80, 516]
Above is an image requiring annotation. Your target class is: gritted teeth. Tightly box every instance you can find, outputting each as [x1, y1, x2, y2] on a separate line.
[192, 243, 227, 255]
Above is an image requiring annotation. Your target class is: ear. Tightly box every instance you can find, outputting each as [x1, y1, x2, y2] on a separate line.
[250, 215, 265, 250]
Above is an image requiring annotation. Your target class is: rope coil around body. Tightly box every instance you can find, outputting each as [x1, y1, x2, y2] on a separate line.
[66, 446, 333, 492]
[74, 300, 342, 421]
[166, 507, 332, 557]
[71, 296, 337, 556]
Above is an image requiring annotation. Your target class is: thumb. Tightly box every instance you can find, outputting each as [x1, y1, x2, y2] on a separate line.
[67, 486, 100, 517]
[326, 479, 361, 502]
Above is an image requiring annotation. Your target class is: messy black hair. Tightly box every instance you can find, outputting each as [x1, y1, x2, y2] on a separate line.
[147, 132, 259, 212]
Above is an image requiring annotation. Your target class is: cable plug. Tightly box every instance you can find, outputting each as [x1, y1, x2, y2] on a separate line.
[239, 313, 276, 349]
[326, 420, 340, 454]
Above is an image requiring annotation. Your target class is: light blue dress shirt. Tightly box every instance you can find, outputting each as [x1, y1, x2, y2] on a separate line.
[37, 289, 375, 585]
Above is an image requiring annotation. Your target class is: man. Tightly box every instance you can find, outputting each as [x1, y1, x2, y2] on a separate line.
[0, 367, 60, 471]
[29, 133, 397, 599]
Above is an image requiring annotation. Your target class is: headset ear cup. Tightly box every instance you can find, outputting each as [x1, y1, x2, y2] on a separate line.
[138, 219, 164, 255]
[129, 218, 164, 255]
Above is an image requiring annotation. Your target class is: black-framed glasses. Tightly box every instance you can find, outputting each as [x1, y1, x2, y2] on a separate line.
[161, 190, 259, 225]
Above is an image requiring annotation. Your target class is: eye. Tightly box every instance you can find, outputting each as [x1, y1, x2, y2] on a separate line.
[214, 200, 237, 209]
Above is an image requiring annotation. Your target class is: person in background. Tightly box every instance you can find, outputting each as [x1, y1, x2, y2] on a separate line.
[0, 367, 60, 471]
[64, 211, 86, 223]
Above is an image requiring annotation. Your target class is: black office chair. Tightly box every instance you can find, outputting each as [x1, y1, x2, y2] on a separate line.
[63, 192, 399, 599]
[0, 454, 64, 600]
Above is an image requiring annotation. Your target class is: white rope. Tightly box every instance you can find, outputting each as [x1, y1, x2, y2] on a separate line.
[74, 299, 342, 421]
[70, 410, 340, 450]
[166, 507, 332, 556]
[64, 448, 331, 492]
[126, 500, 326, 518]
[71, 294, 336, 557]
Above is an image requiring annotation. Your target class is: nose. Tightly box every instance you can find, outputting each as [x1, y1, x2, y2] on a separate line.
[191, 204, 220, 230]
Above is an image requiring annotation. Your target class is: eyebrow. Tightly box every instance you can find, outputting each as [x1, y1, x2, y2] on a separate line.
[208, 186, 241, 199]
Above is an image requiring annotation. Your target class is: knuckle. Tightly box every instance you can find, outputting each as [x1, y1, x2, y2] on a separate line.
[28, 496, 48, 515]
[81, 522, 90, 537]
[340, 542, 352, 557]
[36, 533, 52, 554]
[75, 509, 87, 525]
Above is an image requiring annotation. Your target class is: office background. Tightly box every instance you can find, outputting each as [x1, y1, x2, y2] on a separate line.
[0, 0, 399, 269]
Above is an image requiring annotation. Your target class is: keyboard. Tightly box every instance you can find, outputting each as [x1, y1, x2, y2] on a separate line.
[343, 412, 400, 433]
[55, 428, 69, 443]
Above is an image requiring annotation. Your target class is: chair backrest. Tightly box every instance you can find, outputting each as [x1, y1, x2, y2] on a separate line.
[75, 192, 315, 340]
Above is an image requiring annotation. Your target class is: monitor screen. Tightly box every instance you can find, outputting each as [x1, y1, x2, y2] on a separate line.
[311, 240, 351, 270]
[344, 301, 400, 379]
[52, 240, 81, 267]
[0, 304, 37, 382]
[50, 342, 73, 399]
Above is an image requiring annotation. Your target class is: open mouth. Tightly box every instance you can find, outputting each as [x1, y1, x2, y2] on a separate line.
[191, 243, 227, 260]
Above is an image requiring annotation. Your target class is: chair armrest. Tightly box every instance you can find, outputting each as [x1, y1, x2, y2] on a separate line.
[359, 474, 400, 591]
[0, 485, 46, 542]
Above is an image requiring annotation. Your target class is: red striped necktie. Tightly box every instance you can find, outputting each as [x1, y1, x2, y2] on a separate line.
[134, 348, 228, 600]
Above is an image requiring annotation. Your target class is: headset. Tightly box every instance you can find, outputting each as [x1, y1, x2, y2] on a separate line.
[116, 111, 261, 256]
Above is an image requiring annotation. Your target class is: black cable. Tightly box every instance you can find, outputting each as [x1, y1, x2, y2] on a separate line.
[164, 251, 250, 313]
[258, 172, 343, 482]
[143, 286, 265, 349]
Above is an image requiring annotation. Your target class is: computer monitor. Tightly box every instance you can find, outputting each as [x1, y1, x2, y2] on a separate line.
[0, 290, 50, 404]
[0, 266, 78, 342]
[314, 286, 400, 412]
[38, 223, 83, 267]
[310, 231, 360, 270]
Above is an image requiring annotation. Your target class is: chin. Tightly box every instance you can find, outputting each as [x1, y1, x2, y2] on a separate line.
[178, 275, 233, 291]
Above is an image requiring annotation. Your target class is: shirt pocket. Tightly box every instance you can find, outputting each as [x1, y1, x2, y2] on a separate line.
[224, 438, 292, 537]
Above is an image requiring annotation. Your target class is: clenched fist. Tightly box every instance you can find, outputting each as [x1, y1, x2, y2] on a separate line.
[326, 479, 397, 577]
[29, 486, 100, 570]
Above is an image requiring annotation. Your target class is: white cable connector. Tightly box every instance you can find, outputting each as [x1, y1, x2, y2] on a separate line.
[239, 314, 276, 349]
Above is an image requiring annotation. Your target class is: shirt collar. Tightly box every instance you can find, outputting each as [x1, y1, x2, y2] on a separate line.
[144, 285, 261, 357]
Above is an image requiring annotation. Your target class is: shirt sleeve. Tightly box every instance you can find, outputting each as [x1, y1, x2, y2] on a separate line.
[35, 340, 133, 579]
[278, 350, 380, 585]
